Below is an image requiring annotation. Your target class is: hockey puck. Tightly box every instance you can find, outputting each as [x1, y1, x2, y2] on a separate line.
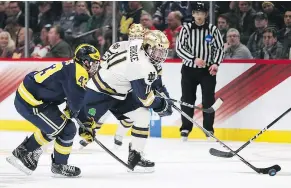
[79, 140, 88, 147]
[268, 168, 277, 176]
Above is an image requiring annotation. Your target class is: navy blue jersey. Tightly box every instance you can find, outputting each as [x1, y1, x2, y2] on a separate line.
[17, 61, 89, 113]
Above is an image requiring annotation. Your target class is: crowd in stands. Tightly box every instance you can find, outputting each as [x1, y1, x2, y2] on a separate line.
[0, 1, 290, 60]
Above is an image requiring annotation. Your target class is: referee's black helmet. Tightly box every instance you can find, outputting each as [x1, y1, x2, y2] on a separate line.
[191, 1, 209, 12]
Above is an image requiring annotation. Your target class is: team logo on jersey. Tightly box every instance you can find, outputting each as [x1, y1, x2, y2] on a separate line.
[205, 34, 213, 43]
[88, 108, 96, 116]
[130, 45, 139, 62]
[112, 43, 120, 49]
[147, 72, 156, 83]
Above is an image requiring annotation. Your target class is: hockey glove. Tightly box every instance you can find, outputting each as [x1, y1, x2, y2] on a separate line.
[153, 98, 173, 117]
[154, 85, 170, 98]
[63, 106, 79, 119]
[78, 118, 99, 143]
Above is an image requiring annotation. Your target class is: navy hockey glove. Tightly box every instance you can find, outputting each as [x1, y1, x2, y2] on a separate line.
[153, 98, 173, 117]
[63, 105, 79, 119]
[154, 85, 170, 98]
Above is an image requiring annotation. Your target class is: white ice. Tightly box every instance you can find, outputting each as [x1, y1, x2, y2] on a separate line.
[0, 131, 291, 188]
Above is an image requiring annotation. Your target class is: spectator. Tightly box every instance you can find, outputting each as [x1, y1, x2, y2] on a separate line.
[8, 2, 23, 20]
[46, 25, 73, 58]
[0, 31, 15, 57]
[119, 1, 145, 40]
[278, 10, 291, 59]
[153, 2, 188, 31]
[222, 2, 240, 29]
[229, 1, 257, 44]
[163, 11, 182, 50]
[12, 27, 34, 58]
[31, 24, 51, 58]
[217, 14, 230, 43]
[259, 27, 284, 59]
[72, 1, 90, 36]
[0, 2, 7, 29]
[224, 28, 253, 59]
[36, 2, 57, 33]
[87, 1, 111, 34]
[262, 1, 283, 30]
[247, 12, 268, 58]
[140, 12, 156, 30]
[56, 2, 75, 33]
[3, 17, 22, 43]
[4, 1, 13, 18]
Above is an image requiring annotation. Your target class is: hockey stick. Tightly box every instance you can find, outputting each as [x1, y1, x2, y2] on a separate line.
[74, 118, 134, 171]
[210, 107, 291, 158]
[156, 92, 281, 175]
[166, 97, 223, 113]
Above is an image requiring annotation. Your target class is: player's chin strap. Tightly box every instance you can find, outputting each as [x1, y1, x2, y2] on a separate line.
[74, 118, 134, 171]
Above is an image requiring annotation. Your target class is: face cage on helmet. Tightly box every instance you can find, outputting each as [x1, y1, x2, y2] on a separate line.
[83, 60, 99, 77]
[129, 35, 144, 41]
[146, 46, 168, 65]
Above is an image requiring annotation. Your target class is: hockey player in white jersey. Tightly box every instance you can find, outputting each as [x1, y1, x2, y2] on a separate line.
[79, 24, 170, 150]
[77, 29, 172, 172]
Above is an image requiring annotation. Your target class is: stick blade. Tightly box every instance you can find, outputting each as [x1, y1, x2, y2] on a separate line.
[209, 148, 234, 158]
[258, 165, 281, 174]
[212, 98, 223, 111]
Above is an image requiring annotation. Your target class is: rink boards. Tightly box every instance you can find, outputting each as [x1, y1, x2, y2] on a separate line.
[1, 59, 291, 143]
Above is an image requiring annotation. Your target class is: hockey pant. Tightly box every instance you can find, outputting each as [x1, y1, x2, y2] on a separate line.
[77, 89, 150, 152]
[90, 110, 134, 139]
[14, 93, 76, 164]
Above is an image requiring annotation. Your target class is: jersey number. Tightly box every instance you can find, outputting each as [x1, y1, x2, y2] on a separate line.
[78, 76, 87, 87]
[34, 63, 63, 83]
[105, 50, 127, 69]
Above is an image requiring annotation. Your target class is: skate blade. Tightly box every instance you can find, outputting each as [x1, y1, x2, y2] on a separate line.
[127, 166, 155, 173]
[6, 155, 33, 175]
[113, 144, 122, 150]
[51, 173, 82, 178]
[181, 137, 188, 142]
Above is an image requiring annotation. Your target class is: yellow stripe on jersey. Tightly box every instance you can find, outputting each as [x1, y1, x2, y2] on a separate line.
[75, 63, 89, 88]
[94, 72, 116, 94]
[18, 82, 43, 106]
[138, 91, 155, 107]
[54, 141, 72, 155]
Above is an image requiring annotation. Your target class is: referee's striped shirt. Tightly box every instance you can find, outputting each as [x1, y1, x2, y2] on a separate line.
[176, 22, 224, 68]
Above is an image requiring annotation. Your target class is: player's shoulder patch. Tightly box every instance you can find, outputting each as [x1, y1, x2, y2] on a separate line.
[145, 70, 158, 85]
[142, 63, 158, 85]
[111, 42, 120, 50]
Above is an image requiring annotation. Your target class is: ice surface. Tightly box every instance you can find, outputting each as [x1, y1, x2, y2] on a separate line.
[1, 131, 291, 188]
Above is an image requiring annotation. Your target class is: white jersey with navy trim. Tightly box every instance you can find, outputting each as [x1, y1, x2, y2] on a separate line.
[86, 39, 158, 104]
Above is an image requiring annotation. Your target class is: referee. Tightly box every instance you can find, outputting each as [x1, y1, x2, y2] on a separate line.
[176, 1, 224, 141]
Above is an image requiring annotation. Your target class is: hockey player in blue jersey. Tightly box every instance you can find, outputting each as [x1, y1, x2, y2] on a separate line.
[76, 30, 172, 172]
[6, 44, 101, 177]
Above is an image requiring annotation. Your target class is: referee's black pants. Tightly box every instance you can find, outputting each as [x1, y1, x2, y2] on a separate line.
[180, 65, 216, 133]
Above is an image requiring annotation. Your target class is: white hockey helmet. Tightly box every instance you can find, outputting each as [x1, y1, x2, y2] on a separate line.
[142, 30, 170, 65]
